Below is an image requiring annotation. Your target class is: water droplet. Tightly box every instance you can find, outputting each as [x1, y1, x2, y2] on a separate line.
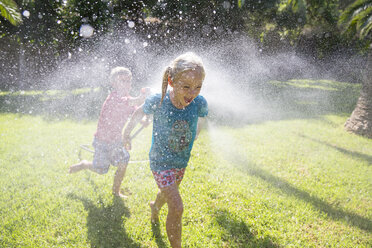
[79, 24, 94, 38]
[223, 1, 231, 9]
[143, 42, 148, 47]
[22, 10, 30, 18]
[124, 39, 130, 44]
[128, 21, 135, 28]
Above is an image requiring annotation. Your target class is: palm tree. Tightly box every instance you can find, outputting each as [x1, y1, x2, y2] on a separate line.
[339, 0, 372, 138]
[0, 0, 22, 26]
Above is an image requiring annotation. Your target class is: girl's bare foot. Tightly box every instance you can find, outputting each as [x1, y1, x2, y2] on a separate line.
[69, 160, 90, 173]
[149, 201, 160, 223]
[113, 192, 129, 199]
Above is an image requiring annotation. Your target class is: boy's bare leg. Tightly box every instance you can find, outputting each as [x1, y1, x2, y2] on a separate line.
[162, 184, 183, 248]
[69, 160, 92, 173]
[112, 163, 128, 198]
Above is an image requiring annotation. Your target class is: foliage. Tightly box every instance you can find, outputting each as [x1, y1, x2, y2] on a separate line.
[339, 0, 372, 43]
[59, 0, 113, 44]
[0, 0, 22, 26]
[0, 0, 370, 90]
[280, 0, 340, 26]
[16, 0, 64, 43]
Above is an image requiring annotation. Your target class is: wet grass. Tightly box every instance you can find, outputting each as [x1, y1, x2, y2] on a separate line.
[0, 79, 371, 247]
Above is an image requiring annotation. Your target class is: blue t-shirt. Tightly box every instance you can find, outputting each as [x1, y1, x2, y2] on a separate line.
[143, 92, 208, 172]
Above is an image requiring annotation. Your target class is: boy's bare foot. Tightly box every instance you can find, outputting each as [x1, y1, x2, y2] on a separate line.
[149, 201, 160, 223]
[69, 160, 90, 173]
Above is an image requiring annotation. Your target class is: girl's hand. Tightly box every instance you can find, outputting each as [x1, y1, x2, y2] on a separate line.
[122, 135, 132, 150]
[140, 115, 152, 127]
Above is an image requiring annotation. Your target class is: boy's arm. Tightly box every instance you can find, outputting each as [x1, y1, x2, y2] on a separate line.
[128, 87, 151, 106]
[123, 105, 147, 150]
[195, 117, 207, 140]
[128, 96, 145, 106]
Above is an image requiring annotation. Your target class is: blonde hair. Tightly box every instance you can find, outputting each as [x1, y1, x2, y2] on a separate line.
[110, 67, 132, 83]
[161, 52, 205, 104]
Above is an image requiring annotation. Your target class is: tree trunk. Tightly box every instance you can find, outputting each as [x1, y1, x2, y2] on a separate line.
[344, 47, 372, 138]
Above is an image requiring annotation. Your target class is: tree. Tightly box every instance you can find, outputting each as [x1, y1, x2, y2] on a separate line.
[340, 0, 372, 138]
[0, 0, 22, 26]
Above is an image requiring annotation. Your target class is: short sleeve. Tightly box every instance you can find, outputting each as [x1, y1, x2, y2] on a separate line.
[143, 94, 161, 115]
[196, 95, 208, 117]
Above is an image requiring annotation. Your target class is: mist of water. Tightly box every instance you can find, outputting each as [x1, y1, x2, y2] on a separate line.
[34, 27, 363, 125]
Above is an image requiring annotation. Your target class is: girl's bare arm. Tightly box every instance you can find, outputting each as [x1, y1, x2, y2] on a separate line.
[123, 106, 147, 150]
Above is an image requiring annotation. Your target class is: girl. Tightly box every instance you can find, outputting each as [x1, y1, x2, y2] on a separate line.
[123, 52, 208, 248]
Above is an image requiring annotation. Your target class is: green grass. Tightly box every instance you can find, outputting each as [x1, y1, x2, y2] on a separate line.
[0, 79, 371, 247]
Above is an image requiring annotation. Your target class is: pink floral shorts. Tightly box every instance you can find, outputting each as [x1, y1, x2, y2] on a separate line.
[152, 168, 186, 188]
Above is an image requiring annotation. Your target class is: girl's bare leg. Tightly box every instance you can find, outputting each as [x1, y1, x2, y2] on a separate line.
[162, 184, 183, 248]
[150, 190, 167, 223]
[112, 163, 128, 198]
[150, 182, 181, 223]
[69, 160, 92, 173]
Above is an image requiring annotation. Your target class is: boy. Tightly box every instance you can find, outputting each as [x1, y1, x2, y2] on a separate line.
[69, 67, 149, 198]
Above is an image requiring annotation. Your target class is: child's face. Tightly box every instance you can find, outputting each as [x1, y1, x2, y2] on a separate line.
[112, 74, 132, 95]
[171, 68, 204, 108]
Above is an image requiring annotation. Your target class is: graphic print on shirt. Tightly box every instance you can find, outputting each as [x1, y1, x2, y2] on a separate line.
[168, 120, 192, 152]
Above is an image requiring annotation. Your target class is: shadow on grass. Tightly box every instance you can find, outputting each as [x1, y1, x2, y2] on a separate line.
[215, 209, 278, 247]
[68, 193, 140, 248]
[299, 134, 372, 165]
[151, 222, 167, 248]
[228, 154, 372, 233]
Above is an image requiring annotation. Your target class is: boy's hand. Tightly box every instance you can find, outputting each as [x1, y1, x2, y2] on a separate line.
[140, 87, 151, 98]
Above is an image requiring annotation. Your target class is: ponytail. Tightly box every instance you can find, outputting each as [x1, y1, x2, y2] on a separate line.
[160, 67, 171, 104]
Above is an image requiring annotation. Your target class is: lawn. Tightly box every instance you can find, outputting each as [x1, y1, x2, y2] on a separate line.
[0, 79, 371, 247]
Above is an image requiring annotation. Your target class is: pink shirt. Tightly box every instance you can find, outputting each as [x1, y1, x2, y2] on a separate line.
[94, 91, 136, 144]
